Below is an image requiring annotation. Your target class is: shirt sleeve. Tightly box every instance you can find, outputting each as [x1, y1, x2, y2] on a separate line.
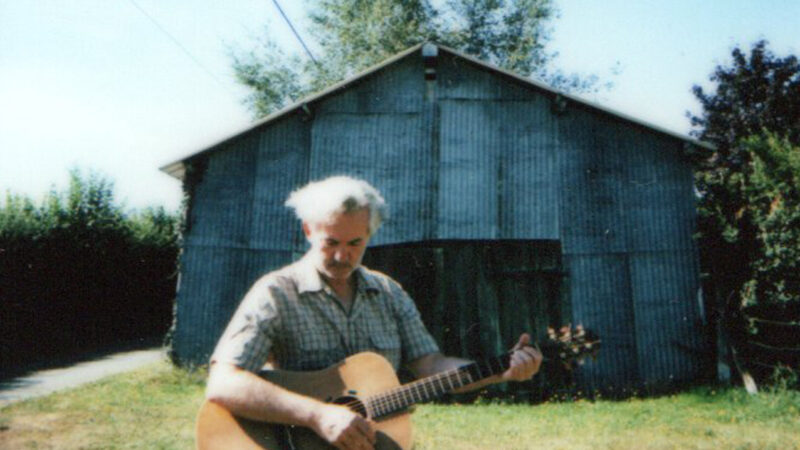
[210, 277, 281, 373]
[388, 280, 440, 365]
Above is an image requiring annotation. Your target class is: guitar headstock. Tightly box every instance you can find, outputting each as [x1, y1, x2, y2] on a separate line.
[540, 324, 601, 369]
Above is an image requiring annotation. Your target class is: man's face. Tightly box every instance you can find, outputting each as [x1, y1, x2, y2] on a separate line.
[304, 208, 371, 283]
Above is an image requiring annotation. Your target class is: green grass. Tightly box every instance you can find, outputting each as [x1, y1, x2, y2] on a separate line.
[414, 389, 800, 449]
[0, 361, 207, 449]
[1, 361, 798, 449]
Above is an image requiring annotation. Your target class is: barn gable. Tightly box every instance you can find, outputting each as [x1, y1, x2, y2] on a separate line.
[164, 43, 710, 392]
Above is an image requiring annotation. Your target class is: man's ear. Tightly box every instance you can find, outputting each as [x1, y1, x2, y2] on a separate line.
[302, 222, 311, 239]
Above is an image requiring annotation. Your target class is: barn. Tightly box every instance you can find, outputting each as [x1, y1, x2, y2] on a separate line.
[161, 43, 712, 395]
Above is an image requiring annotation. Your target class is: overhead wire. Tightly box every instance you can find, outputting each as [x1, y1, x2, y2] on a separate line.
[126, 0, 232, 92]
[270, 0, 320, 66]
[127, 0, 319, 94]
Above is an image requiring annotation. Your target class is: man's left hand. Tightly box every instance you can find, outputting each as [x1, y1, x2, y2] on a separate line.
[501, 333, 542, 382]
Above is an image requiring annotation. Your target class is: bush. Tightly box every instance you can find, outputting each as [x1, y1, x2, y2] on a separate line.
[696, 133, 800, 385]
[0, 169, 180, 373]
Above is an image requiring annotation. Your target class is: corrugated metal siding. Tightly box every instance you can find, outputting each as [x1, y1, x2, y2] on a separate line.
[185, 135, 257, 248]
[176, 118, 311, 365]
[565, 254, 640, 390]
[438, 100, 499, 238]
[558, 106, 704, 390]
[621, 129, 697, 252]
[173, 246, 292, 365]
[437, 99, 560, 240]
[630, 250, 704, 384]
[172, 49, 707, 388]
[436, 57, 560, 240]
[567, 250, 704, 391]
[308, 114, 433, 246]
[437, 55, 538, 101]
[251, 117, 310, 252]
[316, 56, 423, 115]
[557, 110, 697, 255]
[308, 55, 432, 246]
[558, 110, 628, 255]
[497, 100, 560, 239]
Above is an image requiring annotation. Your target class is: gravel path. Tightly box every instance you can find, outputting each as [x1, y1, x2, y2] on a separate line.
[0, 347, 165, 407]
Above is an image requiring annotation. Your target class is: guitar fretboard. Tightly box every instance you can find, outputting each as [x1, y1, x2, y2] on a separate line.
[365, 353, 511, 419]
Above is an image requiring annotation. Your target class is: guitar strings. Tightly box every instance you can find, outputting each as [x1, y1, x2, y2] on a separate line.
[336, 335, 598, 416]
[359, 367, 473, 418]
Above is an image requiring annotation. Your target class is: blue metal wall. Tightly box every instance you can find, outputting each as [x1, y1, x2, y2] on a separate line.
[171, 48, 706, 390]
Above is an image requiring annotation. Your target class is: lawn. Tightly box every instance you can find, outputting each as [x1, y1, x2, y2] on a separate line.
[1, 360, 798, 449]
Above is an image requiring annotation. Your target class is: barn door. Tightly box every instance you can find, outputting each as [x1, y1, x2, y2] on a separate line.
[362, 240, 569, 400]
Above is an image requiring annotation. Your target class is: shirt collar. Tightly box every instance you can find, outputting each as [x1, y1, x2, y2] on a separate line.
[295, 255, 324, 294]
[355, 266, 382, 294]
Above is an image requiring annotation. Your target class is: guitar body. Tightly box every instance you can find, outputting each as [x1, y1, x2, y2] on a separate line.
[196, 327, 600, 449]
[196, 352, 411, 450]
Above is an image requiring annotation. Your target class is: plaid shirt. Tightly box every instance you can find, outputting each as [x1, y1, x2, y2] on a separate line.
[211, 255, 440, 373]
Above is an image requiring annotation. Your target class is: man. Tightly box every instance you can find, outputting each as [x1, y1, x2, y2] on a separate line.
[206, 176, 542, 450]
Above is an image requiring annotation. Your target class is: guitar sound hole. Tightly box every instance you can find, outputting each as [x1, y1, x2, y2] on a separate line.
[332, 395, 368, 418]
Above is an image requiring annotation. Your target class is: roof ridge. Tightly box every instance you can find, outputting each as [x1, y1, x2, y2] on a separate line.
[161, 42, 712, 179]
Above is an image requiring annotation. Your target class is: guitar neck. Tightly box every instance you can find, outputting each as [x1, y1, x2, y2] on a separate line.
[366, 352, 512, 419]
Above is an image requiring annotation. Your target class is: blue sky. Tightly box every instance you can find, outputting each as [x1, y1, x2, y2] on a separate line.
[1, 0, 797, 212]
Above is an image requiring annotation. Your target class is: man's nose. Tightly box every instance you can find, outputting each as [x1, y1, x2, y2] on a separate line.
[334, 248, 349, 262]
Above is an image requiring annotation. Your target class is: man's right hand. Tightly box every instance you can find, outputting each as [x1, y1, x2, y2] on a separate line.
[311, 403, 377, 450]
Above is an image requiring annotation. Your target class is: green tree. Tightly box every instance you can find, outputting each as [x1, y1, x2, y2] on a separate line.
[0, 169, 180, 371]
[702, 134, 800, 307]
[0, 193, 41, 240]
[690, 40, 800, 169]
[698, 133, 800, 386]
[233, 0, 600, 117]
[690, 42, 800, 384]
[442, 0, 550, 77]
[690, 41, 800, 306]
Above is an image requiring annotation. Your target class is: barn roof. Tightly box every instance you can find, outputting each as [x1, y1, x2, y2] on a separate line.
[161, 42, 713, 180]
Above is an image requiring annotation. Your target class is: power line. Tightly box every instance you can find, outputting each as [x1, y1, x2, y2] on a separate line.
[126, 0, 231, 90]
[271, 0, 319, 66]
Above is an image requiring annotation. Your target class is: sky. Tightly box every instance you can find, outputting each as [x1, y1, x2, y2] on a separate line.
[1, 0, 798, 213]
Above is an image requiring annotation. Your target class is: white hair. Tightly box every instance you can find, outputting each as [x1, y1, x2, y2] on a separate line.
[285, 176, 387, 234]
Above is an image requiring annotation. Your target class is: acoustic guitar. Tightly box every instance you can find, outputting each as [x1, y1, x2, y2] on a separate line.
[196, 326, 600, 450]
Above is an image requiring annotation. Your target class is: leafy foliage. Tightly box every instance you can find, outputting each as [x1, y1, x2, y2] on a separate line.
[0, 169, 180, 373]
[690, 40, 800, 170]
[690, 41, 800, 384]
[691, 40, 800, 303]
[442, 0, 550, 76]
[690, 41, 800, 307]
[698, 134, 800, 307]
[233, 0, 603, 117]
[737, 135, 800, 306]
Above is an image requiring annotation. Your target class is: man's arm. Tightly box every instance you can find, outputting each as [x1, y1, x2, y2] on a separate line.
[406, 333, 542, 393]
[206, 362, 377, 449]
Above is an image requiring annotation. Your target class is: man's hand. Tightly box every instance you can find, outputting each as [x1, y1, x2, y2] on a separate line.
[311, 403, 377, 450]
[501, 333, 543, 382]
